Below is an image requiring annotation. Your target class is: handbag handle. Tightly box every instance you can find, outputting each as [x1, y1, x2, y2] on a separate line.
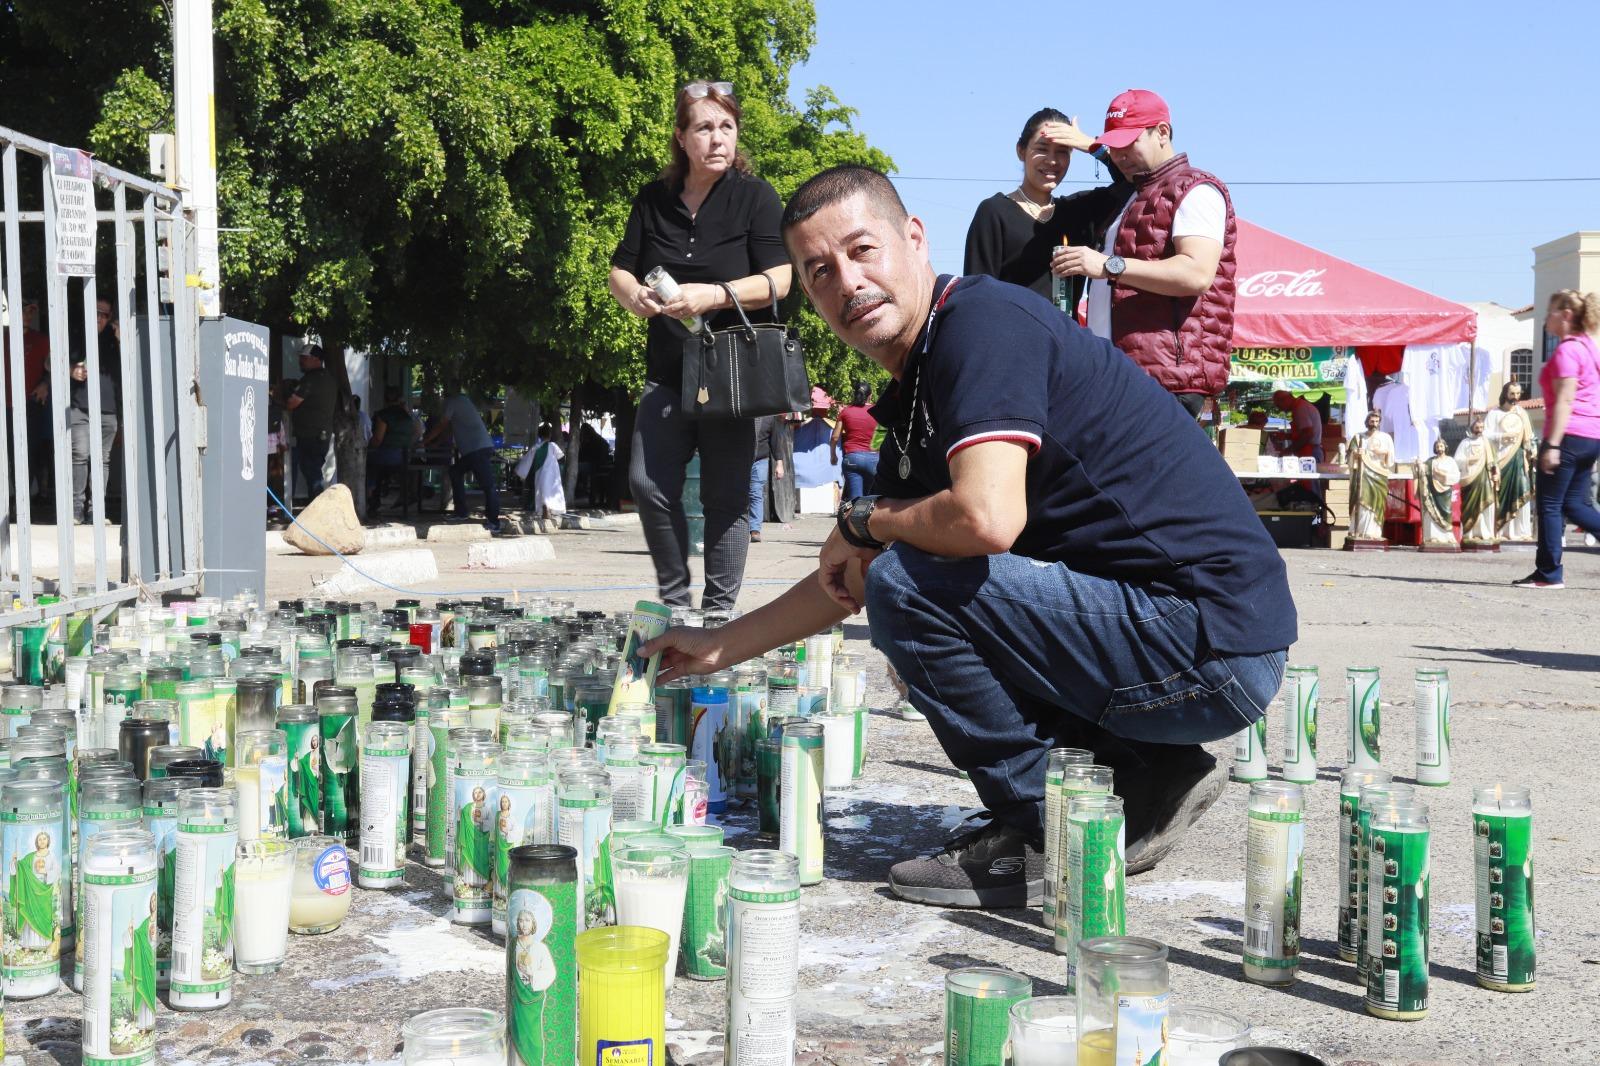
[762, 272, 781, 319]
[717, 282, 758, 341]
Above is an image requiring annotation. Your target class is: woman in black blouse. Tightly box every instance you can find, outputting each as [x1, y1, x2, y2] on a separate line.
[609, 80, 793, 609]
[963, 109, 1131, 311]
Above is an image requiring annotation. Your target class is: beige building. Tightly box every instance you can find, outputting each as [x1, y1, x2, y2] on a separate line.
[1532, 231, 1600, 392]
[1466, 300, 1535, 404]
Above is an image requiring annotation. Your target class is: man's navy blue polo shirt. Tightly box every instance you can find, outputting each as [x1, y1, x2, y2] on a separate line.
[870, 273, 1297, 656]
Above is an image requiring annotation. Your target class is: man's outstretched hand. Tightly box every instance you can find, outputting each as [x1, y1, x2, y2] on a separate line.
[640, 627, 731, 684]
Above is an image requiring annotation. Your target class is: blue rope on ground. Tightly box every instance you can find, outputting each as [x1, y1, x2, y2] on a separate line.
[264, 484, 794, 599]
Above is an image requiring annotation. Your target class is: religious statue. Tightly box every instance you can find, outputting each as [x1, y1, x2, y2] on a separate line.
[1416, 438, 1461, 551]
[1344, 410, 1395, 547]
[1455, 416, 1500, 550]
[1485, 382, 1536, 543]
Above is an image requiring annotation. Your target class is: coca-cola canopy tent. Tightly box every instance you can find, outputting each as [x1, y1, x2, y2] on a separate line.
[1231, 220, 1477, 348]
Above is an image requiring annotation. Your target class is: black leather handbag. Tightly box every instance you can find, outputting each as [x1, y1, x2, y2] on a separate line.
[680, 276, 810, 420]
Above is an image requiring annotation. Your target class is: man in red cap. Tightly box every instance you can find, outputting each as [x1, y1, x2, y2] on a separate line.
[1055, 89, 1237, 418]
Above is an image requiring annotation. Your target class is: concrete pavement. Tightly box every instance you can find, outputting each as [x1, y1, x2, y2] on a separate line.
[7, 515, 1595, 1064]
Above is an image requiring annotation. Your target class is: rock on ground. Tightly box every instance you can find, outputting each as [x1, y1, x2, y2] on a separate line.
[283, 484, 366, 556]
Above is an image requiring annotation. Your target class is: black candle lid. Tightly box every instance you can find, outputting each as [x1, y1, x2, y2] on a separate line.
[508, 843, 577, 881]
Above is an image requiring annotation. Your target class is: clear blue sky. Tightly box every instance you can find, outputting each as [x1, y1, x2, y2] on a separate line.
[790, 0, 1599, 309]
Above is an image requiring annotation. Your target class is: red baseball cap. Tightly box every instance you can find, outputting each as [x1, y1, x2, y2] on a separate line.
[1095, 89, 1171, 149]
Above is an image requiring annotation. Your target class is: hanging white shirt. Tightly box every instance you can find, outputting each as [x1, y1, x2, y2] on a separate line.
[1372, 378, 1422, 463]
[1343, 351, 1369, 438]
[1086, 183, 1226, 341]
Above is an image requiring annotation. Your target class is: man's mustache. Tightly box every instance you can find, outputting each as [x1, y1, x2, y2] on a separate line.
[843, 291, 894, 320]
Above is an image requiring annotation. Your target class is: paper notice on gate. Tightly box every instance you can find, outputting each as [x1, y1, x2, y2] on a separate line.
[49, 145, 96, 277]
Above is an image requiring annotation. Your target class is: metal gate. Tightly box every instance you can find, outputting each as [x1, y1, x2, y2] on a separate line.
[0, 124, 203, 628]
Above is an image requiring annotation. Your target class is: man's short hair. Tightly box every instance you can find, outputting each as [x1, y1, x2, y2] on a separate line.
[781, 165, 908, 240]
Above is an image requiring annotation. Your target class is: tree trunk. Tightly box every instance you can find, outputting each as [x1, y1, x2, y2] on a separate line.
[563, 386, 582, 511]
[323, 342, 367, 522]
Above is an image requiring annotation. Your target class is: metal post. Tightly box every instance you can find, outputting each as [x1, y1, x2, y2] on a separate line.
[0, 146, 23, 596]
[114, 185, 143, 586]
[39, 155, 74, 596]
[173, 0, 221, 318]
[169, 215, 202, 578]
[80, 273, 108, 592]
[142, 194, 171, 581]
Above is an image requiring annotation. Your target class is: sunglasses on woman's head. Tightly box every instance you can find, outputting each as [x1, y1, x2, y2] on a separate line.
[683, 81, 734, 99]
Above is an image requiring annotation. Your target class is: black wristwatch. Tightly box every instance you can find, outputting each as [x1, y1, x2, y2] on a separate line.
[837, 495, 886, 550]
[1105, 254, 1127, 278]
[1540, 440, 1562, 452]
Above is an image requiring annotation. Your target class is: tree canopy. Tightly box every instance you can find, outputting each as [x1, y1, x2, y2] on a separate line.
[0, 0, 894, 405]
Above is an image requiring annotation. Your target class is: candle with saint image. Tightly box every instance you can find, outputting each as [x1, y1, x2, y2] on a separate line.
[1473, 784, 1534, 992]
[1243, 782, 1304, 985]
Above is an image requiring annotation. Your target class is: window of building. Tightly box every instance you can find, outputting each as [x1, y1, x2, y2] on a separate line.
[1511, 348, 1534, 395]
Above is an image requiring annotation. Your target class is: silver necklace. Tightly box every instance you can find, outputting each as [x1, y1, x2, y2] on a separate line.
[891, 363, 920, 481]
[892, 277, 959, 481]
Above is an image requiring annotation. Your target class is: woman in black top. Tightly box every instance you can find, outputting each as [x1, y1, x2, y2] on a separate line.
[963, 109, 1132, 311]
[609, 80, 792, 609]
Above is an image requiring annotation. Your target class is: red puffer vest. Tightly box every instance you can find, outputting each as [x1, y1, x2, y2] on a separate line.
[1109, 153, 1237, 396]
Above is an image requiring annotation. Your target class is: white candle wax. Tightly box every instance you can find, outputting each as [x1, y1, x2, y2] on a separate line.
[236, 766, 261, 841]
[233, 857, 292, 971]
[613, 867, 688, 990]
[1009, 1015, 1076, 1066]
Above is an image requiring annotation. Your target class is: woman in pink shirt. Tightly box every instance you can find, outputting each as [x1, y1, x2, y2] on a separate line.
[830, 381, 881, 501]
[1518, 289, 1600, 588]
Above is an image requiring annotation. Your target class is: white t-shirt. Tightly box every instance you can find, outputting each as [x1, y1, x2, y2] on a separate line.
[1086, 182, 1226, 340]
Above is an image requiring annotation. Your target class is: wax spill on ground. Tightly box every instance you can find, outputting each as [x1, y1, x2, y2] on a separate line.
[1128, 880, 1247, 907]
[307, 916, 502, 989]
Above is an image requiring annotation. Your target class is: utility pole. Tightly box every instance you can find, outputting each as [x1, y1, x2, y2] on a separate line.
[172, 0, 222, 318]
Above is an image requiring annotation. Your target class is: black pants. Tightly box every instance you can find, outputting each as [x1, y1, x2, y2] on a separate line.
[294, 432, 331, 502]
[628, 382, 755, 609]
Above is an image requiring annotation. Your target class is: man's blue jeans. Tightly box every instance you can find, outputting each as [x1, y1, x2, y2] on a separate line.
[1534, 433, 1600, 583]
[864, 544, 1286, 840]
[749, 458, 769, 533]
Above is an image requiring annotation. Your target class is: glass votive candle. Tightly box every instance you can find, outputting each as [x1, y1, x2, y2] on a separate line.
[610, 846, 690, 990]
[288, 835, 352, 934]
[1077, 936, 1170, 1066]
[1167, 1006, 1251, 1066]
[233, 840, 293, 973]
[944, 967, 1031, 1066]
[402, 1006, 506, 1066]
[576, 927, 668, 1066]
[1007, 995, 1077, 1066]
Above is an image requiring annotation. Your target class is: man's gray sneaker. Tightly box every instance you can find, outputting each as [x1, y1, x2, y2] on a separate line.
[888, 819, 1044, 909]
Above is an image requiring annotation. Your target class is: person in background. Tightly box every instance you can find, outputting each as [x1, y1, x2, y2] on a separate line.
[1243, 409, 1270, 429]
[965, 109, 1130, 308]
[64, 330, 119, 525]
[1516, 289, 1600, 589]
[749, 414, 784, 543]
[608, 79, 792, 609]
[285, 344, 338, 501]
[266, 379, 290, 522]
[831, 381, 881, 501]
[422, 382, 503, 534]
[367, 386, 417, 511]
[518, 422, 567, 520]
[1056, 90, 1237, 419]
[791, 387, 841, 498]
[1271, 389, 1324, 461]
[353, 395, 373, 443]
[2, 296, 52, 499]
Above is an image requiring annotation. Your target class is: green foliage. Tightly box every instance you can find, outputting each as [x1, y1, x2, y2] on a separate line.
[0, 1, 892, 406]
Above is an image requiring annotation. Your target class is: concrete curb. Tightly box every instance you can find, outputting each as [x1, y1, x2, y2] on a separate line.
[365, 524, 421, 550]
[465, 538, 557, 569]
[558, 511, 641, 530]
[314, 548, 438, 596]
[426, 524, 493, 544]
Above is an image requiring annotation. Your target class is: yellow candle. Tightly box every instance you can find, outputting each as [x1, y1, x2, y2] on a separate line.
[576, 926, 669, 1065]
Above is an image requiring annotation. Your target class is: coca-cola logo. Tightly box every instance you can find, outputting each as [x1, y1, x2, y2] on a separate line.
[1238, 269, 1326, 298]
